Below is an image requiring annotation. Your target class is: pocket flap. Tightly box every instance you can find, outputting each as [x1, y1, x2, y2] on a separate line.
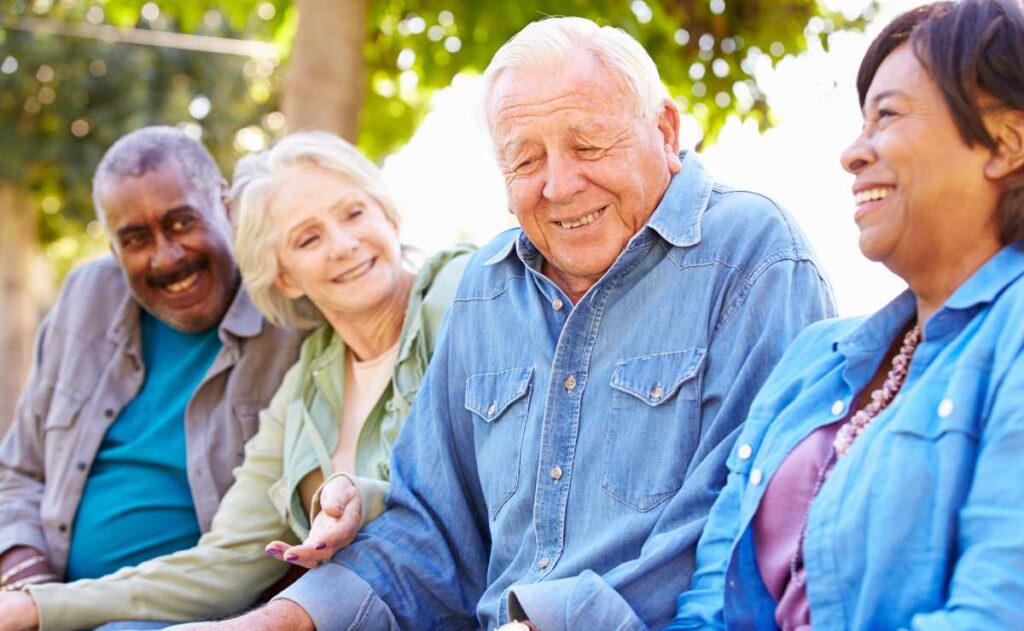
[465, 367, 535, 422]
[611, 348, 706, 407]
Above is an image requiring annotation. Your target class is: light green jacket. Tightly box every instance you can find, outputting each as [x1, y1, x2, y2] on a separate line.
[28, 246, 474, 630]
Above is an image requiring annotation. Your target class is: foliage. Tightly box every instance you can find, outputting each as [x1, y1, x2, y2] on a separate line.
[0, 0, 877, 278]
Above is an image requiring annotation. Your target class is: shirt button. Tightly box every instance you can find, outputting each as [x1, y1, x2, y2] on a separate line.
[58, 523, 68, 533]
[104, 408, 115, 419]
[564, 375, 577, 391]
[737, 444, 753, 460]
[539, 557, 550, 569]
[749, 469, 763, 485]
[831, 400, 845, 416]
[650, 383, 664, 401]
[76, 462, 87, 472]
[938, 399, 954, 418]
[552, 298, 564, 311]
[550, 466, 563, 481]
[487, 402, 497, 417]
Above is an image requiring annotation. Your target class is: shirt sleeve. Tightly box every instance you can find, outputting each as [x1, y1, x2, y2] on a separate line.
[512, 258, 835, 631]
[276, 309, 491, 630]
[27, 364, 304, 631]
[0, 312, 55, 558]
[906, 347, 1024, 630]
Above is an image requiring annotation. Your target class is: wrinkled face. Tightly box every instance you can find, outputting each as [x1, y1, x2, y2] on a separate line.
[840, 44, 1001, 273]
[489, 52, 681, 300]
[99, 160, 239, 333]
[270, 164, 406, 320]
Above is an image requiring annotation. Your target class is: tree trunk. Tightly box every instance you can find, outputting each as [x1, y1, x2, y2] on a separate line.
[282, 0, 368, 142]
[0, 182, 46, 436]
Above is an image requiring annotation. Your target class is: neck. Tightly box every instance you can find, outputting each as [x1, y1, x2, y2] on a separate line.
[326, 269, 415, 361]
[906, 240, 1002, 329]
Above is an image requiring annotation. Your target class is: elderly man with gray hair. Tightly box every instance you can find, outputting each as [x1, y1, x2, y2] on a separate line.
[201, 16, 834, 630]
[0, 127, 300, 624]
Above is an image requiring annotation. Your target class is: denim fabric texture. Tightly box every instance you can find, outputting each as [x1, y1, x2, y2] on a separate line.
[671, 243, 1024, 630]
[278, 152, 835, 630]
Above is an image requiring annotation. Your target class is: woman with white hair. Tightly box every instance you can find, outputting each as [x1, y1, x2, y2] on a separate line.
[1, 131, 474, 630]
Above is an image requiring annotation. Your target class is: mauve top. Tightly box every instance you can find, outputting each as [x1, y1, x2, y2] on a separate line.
[752, 419, 844, 631]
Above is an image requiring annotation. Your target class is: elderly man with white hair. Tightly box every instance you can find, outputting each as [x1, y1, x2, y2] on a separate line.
[203, 16, 835, 630]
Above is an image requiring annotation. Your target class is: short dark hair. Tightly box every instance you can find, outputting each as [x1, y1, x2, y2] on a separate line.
[857, 0, 1024, 244]
[93, 126, 223, 231]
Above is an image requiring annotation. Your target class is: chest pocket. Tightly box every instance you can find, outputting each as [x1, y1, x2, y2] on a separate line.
[603, 348, 705, 512]
[465, 366, 534, 520]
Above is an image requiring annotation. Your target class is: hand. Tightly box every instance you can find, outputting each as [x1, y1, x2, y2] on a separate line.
[266, 475, 362, 569]
[0, 591, 39, 631]
[184, 599, 314, 631]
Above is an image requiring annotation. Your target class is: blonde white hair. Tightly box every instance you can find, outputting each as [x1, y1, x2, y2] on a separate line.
[231, 131, 402, 330]
[482, 16, 672, 124]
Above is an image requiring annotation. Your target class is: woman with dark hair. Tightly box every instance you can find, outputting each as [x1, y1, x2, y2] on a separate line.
[669, 1, 1024, 629]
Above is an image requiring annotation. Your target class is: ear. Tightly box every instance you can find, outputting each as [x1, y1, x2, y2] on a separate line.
[984, 108, 1024, 180]
[656, 98, 683, 175]
[218, 179, 233, 221]
[273, 270, 305, 300]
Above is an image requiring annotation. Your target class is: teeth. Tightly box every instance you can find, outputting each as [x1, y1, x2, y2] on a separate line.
[854, 187, 893, 206]
[166, 273, 198, 293]
[558, 211, 600, 230]
[334, 259, 374, 283]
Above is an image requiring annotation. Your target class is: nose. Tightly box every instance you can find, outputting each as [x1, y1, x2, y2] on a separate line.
[150, 233, 186, 271]
[326, 223, 359, 260]
[542, 152, 587, 203]
[840, 129, 875, 175]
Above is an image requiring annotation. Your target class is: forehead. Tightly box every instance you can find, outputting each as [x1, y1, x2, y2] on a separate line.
[866, 44, 933, 101]
[99, 159, 209, 225]
[489, 53, 638, 140]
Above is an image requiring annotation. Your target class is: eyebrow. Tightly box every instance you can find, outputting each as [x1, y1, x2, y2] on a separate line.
[283, 192, 364, 241]
[114, 205, 194, 239]
[865, 89, 908, 111]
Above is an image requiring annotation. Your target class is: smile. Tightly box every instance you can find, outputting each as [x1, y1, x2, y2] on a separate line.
[854, 187, 894, 206]
[556, 208, 605, 230]
[333, 258, 376, 283]
[165, 272, 199, 294]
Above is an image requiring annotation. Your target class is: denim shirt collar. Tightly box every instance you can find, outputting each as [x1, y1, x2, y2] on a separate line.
[835, 242, 1024, 355]
[483, 151, 712, 267]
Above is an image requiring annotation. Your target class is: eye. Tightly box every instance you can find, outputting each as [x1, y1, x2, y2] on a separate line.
[297, 233, 319, 249]
[347, 205, 364, 220]
[877, 108, 897, 119]
[170, 216, 195, 232]
[120, 232, 148, 249]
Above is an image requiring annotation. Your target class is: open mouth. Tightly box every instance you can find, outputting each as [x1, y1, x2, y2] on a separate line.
[555, 207, 606, 230]
[333, 257, 376, 283]
[165, 272, 199, 294]
[854, 187, 894, 206]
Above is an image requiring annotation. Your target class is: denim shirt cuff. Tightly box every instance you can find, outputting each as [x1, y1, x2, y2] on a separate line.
[273, 561, 393, 631]
[510, 571, 645, 631]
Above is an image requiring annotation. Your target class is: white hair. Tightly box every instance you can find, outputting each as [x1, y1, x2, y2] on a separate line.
[231, 131, 402, 330]
[482, 16, 672, 124]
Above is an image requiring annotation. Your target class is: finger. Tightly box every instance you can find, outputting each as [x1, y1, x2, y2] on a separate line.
[265, 541, 290, 560]
[279, 542, 329, 569]
[320, 483, 355, 518]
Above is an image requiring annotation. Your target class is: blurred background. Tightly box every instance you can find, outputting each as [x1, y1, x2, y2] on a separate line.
[1, 0, 928, 431]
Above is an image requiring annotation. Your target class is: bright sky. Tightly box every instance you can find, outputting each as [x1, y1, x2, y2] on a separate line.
[382, 0, 930, 317]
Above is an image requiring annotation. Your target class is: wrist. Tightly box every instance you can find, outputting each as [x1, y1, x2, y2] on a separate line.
[263, 599, 315, 631]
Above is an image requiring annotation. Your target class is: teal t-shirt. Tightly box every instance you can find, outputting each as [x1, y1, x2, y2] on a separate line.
[65, 311, 222, 581]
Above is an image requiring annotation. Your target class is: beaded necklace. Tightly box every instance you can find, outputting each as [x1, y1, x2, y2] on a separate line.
[789, 324, 922, 588]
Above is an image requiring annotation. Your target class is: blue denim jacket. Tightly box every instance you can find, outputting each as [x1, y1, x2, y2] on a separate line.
[278, 152, 835, 630]
[671, 243, 1024, 630]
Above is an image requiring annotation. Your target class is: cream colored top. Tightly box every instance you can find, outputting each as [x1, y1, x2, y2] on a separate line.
[333, 342, 401, 475]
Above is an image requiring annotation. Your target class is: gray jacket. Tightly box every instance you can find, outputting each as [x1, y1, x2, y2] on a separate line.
[0, 256, 302, 578]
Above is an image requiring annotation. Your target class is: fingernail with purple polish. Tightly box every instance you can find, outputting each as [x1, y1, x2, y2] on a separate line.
[315, 543, 327, 550]
[286, 554, 299, 562]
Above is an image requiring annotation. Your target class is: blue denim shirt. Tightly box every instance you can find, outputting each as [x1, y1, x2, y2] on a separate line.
[671, 243, 1024, 630]
[278, 152, 835, 630]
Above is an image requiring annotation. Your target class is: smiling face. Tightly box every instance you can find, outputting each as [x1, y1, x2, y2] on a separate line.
[99, 159, 239, 333]
[840, 44, 1003, 277]
[270, 164, 408, 322]
[488, 51, 681, 301]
